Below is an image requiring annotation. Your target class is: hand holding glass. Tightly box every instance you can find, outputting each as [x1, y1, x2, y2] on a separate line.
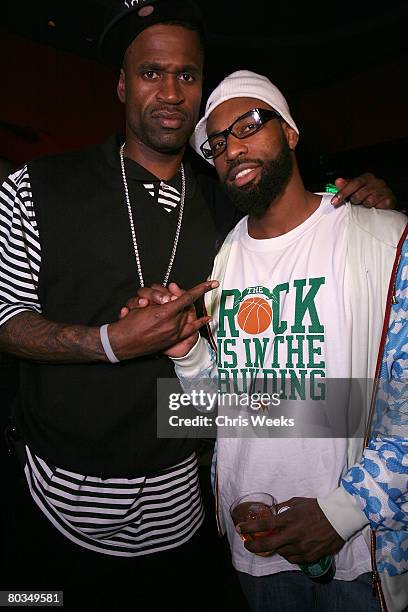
[230, 492, 277, 555]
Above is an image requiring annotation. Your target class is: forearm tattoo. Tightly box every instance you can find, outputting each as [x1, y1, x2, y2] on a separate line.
[0, 312, 107, 363]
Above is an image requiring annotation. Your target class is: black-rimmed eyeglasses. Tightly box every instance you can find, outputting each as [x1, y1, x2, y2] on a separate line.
[200, 107, 281, 160]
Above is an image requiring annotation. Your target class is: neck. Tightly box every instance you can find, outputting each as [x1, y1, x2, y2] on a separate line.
[122, 137, 185, 181]
[247, 168, 321, 239]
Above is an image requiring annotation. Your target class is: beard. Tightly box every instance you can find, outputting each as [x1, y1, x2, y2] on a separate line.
[221, 138, 293, 218]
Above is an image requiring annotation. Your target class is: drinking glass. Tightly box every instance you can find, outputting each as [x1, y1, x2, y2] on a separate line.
[230, 492, 277, 546]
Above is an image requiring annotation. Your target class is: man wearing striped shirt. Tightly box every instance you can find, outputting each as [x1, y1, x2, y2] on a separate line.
[0, 0, 398, 608]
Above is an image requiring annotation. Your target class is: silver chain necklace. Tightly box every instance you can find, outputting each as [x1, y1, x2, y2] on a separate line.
[119, 142, 185, 287]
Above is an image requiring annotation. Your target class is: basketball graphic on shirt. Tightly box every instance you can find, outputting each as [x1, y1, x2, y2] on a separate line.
[237, 297, 272, 334]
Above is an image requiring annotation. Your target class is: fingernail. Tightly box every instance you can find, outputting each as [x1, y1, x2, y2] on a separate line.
[331, 195, 340, 205]
[161, 296, 170, 303]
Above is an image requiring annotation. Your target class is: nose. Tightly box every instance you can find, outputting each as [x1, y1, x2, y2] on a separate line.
[157, 74, 184, 105]
[224, 134, 248, 163]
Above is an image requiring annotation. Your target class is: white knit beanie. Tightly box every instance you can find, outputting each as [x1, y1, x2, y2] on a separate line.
[191, 70, 299, 165]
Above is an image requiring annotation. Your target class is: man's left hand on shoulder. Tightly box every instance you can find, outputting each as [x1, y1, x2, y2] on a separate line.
[239, 497, 344, 564]
[331, 173, 397, 209]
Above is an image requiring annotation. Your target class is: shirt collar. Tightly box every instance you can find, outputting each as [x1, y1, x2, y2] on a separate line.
[101, 133, 197, 199]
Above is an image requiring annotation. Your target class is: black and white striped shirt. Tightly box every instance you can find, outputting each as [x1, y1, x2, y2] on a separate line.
[143, 181, 181, 213]
[0, 167, 203, 556]
[25, 446, 203, 556]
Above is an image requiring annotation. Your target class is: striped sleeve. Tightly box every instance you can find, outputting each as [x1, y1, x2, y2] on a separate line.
[0, 166, 42, 327]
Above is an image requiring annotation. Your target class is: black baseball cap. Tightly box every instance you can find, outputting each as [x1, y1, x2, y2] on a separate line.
[98, 0, 205, 69]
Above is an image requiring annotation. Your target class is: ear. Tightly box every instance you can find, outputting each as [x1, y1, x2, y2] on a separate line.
[117, 68, 126, 104]
[281, 122, 299, 151]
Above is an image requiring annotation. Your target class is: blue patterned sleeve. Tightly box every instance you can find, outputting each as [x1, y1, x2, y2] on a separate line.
[341, 238, 408, 575]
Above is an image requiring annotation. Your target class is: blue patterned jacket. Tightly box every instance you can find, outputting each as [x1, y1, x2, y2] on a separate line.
[342, 235, 408, 578]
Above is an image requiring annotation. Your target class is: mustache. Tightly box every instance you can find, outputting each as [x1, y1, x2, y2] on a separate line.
[225, 158, 263, 182]
[150, 106, 188, 120]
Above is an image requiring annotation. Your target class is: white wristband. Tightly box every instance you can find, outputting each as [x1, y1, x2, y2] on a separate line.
[100, 324, 120, 364]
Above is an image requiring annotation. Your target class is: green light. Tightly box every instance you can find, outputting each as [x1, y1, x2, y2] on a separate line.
[325, 182, 338, 194]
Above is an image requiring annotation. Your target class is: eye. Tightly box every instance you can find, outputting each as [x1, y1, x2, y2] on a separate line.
[237, 120, 258, 136]
[178, 72, 195, 83]
[142, 70, 159, 80]
[210, 138, 226, 154]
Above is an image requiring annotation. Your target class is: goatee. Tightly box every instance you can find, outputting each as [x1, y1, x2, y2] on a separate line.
[222, 139, 293, 218]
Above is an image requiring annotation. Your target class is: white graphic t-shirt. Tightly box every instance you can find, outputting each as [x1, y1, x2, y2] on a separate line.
[216, 194, 371, 580]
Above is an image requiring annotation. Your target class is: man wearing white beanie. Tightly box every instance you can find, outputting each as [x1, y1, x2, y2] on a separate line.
[169, 70, 408, 612]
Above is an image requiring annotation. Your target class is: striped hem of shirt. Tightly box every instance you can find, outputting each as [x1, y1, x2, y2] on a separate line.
[24, 447, 204, 557]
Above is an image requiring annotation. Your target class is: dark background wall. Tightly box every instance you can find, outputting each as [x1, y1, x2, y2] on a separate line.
[1, 0, 408, 202]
